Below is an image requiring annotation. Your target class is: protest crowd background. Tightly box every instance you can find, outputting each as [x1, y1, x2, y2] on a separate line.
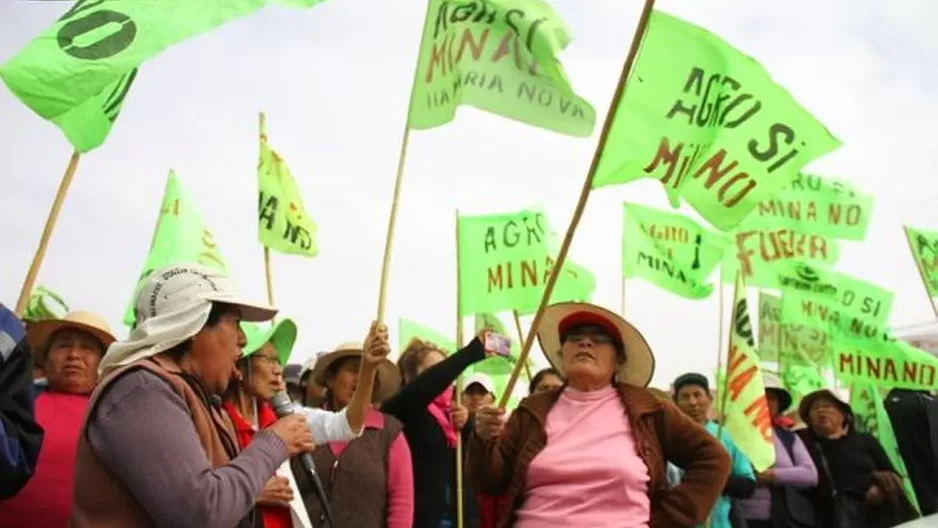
[1, 0, 938, 527]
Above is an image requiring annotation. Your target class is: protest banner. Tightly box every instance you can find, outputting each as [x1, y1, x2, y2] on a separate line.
[758, 291, 828, 366]
[622, 202, 729, 299]
[721, 273, 775, 471]
[408, 0, 595, 136]
[834, 338, 938, 391]
[741, 173, 873, 241]
[592, 11, 840, 231]
[722, 226, 839, 287]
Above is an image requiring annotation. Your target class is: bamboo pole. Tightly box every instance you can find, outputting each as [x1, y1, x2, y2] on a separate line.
[259, 113, 276, 309]
[902, 225, 938, 319]
[454, 209, 465, 528]
[375, 1, 435, 324]
[15, 151, 81, 316]
[511, 311, 533, 380]
[497, 0, 658, 409]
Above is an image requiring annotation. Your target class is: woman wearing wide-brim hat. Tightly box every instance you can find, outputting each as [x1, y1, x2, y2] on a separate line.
[797, 388, 918, 528]
[470, 302, 733, 527]
[298, 341, 413, 528]
[738, 373, 819, 528]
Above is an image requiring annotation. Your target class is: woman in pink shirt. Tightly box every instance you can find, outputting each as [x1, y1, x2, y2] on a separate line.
[470, 302, 732, 528]
[303, 341, 414, 528]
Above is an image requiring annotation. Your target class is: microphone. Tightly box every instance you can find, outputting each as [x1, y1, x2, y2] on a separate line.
[271, 391, 337, 528]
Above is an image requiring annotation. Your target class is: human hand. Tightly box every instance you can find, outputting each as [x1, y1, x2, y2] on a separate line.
[257, 476, 293, 507]
[756, 469, 775, 484]
[476, 328, 505, 358]
[474, 405, 506, 441]
[362, 321, 391, 369]
[451, 404, 469, 431]
[268, 414, 315, 457]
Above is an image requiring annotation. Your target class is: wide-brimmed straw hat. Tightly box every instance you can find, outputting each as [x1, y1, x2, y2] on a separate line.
[241, 318, 297, 366]
[27, 310, 116, 365]
[762, 372, 793, 412]
[312, 341, 401, 402]
[798, 389, 853, 428]
[537, 302, 655, 387]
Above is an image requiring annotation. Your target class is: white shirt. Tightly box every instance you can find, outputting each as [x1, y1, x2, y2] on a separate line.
[295, 406, 361, 445]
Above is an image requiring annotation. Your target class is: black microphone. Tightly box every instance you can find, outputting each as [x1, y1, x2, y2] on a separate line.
[271, 391, 337, 528]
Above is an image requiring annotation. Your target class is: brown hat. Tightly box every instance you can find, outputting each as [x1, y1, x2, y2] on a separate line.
[312, 341, 401, 403]
[27, 310, 116, 365]
[798, 389, 854, 428]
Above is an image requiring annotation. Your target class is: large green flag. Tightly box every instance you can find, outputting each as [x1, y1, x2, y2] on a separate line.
[408, 0, 595, 137]
[622, 203, 729, 299]
[258, 123, 319, 257]
[757, 291, 828, 367]
[740, 174, 874, 241]
[0, 0, 325, 151]
[833, 336, 938, 391]
[592, 11, 840, 231]
[123, 171, 228, 326]
[850, 382, 921, 513]
[721, 227, 840, 288]
[904, 225, 938, 298]
[398, 318, 457, 354]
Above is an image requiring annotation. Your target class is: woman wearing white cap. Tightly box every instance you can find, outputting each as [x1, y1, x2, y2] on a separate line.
[471, 302, 732, 528]
[69, 264, 390, 528]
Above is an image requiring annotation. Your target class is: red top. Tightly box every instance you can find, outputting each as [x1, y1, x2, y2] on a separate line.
[223, 401, 293, 528]
[0, 391, 88, 528]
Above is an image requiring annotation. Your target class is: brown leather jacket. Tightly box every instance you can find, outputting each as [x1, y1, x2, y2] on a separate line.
[468, 383, 731, 528]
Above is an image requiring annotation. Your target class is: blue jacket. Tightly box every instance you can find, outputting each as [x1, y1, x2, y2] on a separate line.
[0, 303, 44, 499]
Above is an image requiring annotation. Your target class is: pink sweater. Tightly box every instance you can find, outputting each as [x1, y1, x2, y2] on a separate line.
[516, 385, 651, 527]
[329, 408, 414, 528]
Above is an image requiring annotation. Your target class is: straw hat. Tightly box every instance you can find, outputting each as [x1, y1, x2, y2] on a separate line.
[241, 318, 297, 366]
[27, 310, 116, 365]
[536, 302, 655, 387]
[312, 341, 401, 402]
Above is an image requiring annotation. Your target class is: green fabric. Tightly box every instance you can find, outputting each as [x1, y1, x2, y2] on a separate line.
[592, 11, 840, 231]
[779, 365, 825, 409]
[757, 291, 828, 367]
[622, 202, 729, 299]
[832, 337, 938, 391]
[241, 318, 297, 365]
[721, 227, 840, 288]
[398, 318, 456, 354]
[258, 131, 319, 256]
[739, 173, 874, 241]
[23, 286, 70, 322]
[0, 0, 326, 151]
[904, 225, 938, 297]
[123, 171, 228, 327]
[408, 0, 595, 137]
[850, 382, 921, 513]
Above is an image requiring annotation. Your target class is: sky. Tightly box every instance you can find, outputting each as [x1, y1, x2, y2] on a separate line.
[2, 0, 937, 389]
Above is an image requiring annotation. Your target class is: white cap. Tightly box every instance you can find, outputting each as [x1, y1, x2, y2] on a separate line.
[99, 264, 277, 377]
[464, 373, 496, 395]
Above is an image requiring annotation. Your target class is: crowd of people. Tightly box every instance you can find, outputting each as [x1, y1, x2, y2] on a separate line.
[1, 262, 937, 527]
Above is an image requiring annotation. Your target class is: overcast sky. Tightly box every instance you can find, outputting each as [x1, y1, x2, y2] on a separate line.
[2, 0, 937, 388]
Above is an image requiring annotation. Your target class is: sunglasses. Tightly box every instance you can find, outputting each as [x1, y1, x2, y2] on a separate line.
[563, 324, 616, 345]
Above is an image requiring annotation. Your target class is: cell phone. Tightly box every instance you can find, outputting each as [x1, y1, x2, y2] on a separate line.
[485, 333, 512, 358]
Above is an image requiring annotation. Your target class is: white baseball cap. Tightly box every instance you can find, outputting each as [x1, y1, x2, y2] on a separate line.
[464, 372, 496, 395]
[100, 264, 277, 377]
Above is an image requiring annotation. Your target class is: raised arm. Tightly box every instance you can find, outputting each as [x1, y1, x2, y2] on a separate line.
[88, 371, 288, 528]
[656, 400, 731, 527]
[381, 338, 485, 421]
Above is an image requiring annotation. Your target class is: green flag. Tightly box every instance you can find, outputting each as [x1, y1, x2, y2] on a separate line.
[592, 11, 840, 231]
[23, 286, 70, 322]
[850, 382, 921, 513]
[398, 318, 457, 354]
[407, 0, 595, 137]
[740, 174, 874, 241]
[515, 259, 596, 315]
[757, 291, 828, 367]
[721, 227, 840, 288]
[779, 365, 825, 408]
[258, 124, 319, 257]
[0, 0, 323, 151]
[123, 171, 228, 326]
[904, 225, 938, 298]
[622, 203, 729, 299]
[832, 337, 938, 391]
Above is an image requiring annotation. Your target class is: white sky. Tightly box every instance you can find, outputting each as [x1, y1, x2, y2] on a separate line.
[2, 0, 937, 388]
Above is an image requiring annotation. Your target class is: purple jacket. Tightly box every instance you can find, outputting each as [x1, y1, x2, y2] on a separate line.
[738, 428, 818, 520]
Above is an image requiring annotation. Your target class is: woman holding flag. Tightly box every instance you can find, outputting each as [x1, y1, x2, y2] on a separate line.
[470, 302, 731, 527]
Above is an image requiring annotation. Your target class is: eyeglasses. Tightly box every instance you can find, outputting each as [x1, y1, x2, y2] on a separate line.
[253, 355, 282, 367]
[564, 325, 615, 344]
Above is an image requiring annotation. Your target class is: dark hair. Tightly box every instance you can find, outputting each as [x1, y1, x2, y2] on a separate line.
[166, 302, 235, 360]
[398, 339, 445, 384]
[528, 367, 563, 394]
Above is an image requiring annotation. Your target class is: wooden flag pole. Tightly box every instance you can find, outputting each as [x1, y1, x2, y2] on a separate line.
[511, 311, 534, 380]
[453, 209, 465, 528]
[497, 0, 657, 409]
[15, 151, 81, 316]
[902, 225, 938, 319]
[258, 113, 277, 309]
[715, 280, 729, 434]
[375, 1, 435, 324]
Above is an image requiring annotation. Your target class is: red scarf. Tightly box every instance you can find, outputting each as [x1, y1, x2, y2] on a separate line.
[426, 386, 458, 448]
[223, 400, 293, 528]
